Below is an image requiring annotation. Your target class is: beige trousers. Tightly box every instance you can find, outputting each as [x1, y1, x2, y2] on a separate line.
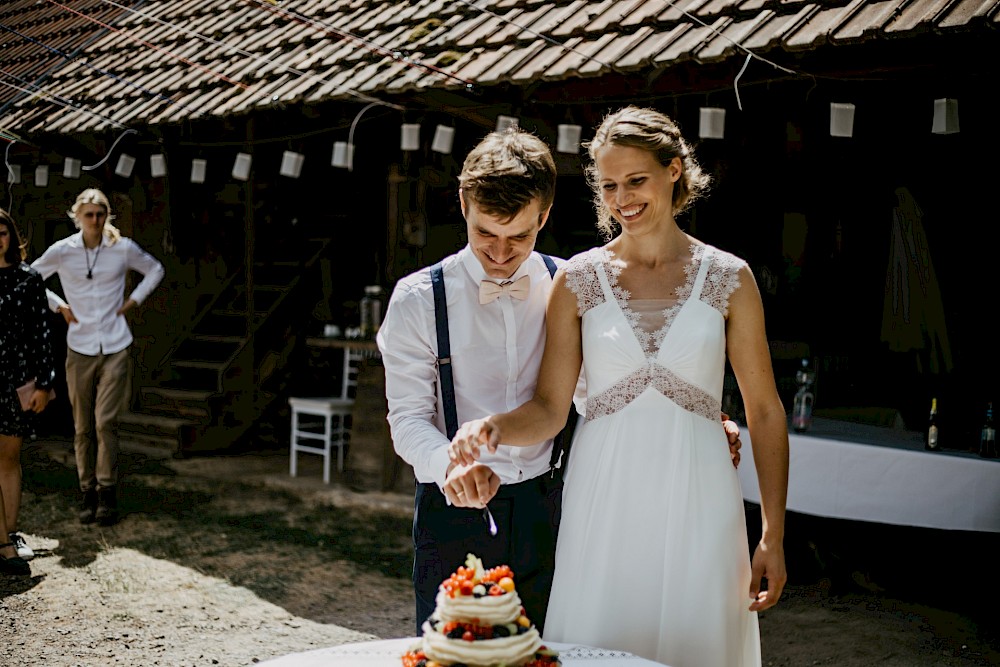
[65, 347, 130, 492]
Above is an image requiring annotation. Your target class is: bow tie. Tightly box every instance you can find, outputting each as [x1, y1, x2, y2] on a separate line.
[479, 275, 531, 304]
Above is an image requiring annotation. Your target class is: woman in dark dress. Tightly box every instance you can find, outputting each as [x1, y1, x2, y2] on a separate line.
[0, 209, 56, 576]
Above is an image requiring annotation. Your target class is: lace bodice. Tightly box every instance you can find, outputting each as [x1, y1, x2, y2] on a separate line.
[562, 243, 747, 423]
[564, 244, 744, 353]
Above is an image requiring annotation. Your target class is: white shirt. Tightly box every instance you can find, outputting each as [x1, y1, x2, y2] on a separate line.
[31, 231, 165, 356]
[377, 246, 564, 489]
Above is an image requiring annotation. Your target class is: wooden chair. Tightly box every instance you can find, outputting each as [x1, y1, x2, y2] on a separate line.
[288, 346, 365, 483]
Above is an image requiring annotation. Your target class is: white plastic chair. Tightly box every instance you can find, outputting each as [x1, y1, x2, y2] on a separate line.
[288, 346, 365, 483]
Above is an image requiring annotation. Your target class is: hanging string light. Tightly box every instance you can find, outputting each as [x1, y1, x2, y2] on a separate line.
[190, 158, 207, 183]
[431, 125, 455, 155]
[232, 153, 252, 181]
[699, 108, 726, 139]
[556, 124, 582, 153]
[932, 98, 959, 135]
[150, 154, 167, 177]
[400, 123, 421, 151]
[279, 151, 304, 178]
[830, 103, 855, 138]
[63, 157, 81, 179]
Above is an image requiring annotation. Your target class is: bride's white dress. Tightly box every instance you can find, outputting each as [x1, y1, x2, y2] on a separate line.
[543, 244, 760, 667]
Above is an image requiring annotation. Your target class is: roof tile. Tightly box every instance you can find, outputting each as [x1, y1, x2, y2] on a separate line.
[830, 0, 902, 41]
[0, 0, 993, 133]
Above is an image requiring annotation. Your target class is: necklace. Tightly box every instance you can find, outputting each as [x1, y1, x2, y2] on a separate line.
[84, 241, 102, 279]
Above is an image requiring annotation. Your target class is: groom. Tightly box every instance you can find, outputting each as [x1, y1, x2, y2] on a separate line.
[376, 126, 742, 635]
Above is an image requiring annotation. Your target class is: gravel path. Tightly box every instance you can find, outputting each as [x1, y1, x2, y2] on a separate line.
[1, 535, 372, 667]
[2, 438, 997, 667]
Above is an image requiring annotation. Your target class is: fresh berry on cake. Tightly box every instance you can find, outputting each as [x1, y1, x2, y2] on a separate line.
[401, 554, 560, 667]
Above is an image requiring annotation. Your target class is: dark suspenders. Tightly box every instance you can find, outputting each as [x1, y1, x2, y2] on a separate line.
[430, 260, 459, 439]
[430, 254, 563, 469]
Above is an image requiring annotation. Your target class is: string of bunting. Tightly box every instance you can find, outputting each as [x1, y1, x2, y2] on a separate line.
[0, 0, 963, 189]
[2, 93, 962, 199]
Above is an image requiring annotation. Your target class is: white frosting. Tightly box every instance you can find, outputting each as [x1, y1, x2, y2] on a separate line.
[421, 620, 542, 667]
[432, 589, 523, 626]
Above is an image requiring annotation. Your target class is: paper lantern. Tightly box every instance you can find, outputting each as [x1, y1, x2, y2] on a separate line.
[63, 157, 81, 179]
[830, 103, 855, 138]
[280, 150, 304, 178]
[190, 158, 207, 184]
[35, 165, 49, 187]
[6, 164, 20, 184]
[115, 153, 135, 178]
[496, 115, 518, 133]
[932, 98, 959, 135]
[400, 123, 421, 151]
[699, 107, 726, 139]
[150, 154, 167, 178]
[557, 124, 582, 153]
[431, 125, 455, 154]
[332, 141, 350, 168]
[232, 152, 252, 181]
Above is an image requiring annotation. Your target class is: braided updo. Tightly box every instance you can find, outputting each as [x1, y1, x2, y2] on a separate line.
[584, 106, 710, 240]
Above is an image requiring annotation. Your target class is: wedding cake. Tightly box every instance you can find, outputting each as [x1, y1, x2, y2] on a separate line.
[401, 554, 560, 667]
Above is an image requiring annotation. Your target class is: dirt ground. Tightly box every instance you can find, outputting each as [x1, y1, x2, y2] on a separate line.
[1, 436, 997, 667]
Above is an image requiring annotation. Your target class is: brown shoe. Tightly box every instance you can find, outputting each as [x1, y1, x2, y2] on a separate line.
[79, 489, 98, 524]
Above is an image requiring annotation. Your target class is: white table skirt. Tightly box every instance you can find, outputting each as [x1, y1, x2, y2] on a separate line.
[257, 637, 669, 666]
[737, 418, 1000, 532]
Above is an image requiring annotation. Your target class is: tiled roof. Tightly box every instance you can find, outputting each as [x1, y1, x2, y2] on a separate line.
[0, 0, 997, 135]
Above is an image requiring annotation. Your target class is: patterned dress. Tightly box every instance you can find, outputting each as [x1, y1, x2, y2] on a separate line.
[0, 262, 56, 437]
[542, 244, 760, 666]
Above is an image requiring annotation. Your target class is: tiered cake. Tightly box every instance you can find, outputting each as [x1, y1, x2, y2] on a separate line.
[401, 554, 560, 667]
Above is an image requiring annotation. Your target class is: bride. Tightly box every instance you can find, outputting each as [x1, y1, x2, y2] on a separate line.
[449, 105, 789, 666]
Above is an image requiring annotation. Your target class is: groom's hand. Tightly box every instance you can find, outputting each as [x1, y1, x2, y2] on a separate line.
[722, 413, 742, 468]
[444, 463, 500, 508]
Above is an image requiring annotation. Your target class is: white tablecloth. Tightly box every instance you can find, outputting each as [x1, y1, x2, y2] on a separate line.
[257, 637, 669, 666]
[737, 418, 1000, 532]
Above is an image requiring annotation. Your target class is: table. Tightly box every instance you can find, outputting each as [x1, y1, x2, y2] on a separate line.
[257, 637, 669, 666]
[305, 337, 380, 355]
[736, 417, 1000, 532]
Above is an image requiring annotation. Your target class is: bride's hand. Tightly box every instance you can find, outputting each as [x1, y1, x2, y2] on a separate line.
[448, 417, 500, 466]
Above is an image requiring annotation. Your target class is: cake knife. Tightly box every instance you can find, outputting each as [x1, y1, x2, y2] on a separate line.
[483, 505, 497, 537]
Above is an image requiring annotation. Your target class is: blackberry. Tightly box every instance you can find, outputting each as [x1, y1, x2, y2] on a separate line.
[493, 624, 511, 637]
[447, 627, 466, 639]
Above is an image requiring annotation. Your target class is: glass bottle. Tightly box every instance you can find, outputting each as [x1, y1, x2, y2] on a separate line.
[791, 358, 815, 433]
[925, 397, 940, 451]
[979, 402, 996, 459]
[359, 285, 384, 340]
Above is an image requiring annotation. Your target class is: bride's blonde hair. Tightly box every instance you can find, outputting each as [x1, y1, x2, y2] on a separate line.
[68, 188, 121, 244]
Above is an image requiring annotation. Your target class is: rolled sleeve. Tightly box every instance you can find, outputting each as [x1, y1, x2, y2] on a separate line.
[125, 238, 165, 305]
[30, 245, 67, 313]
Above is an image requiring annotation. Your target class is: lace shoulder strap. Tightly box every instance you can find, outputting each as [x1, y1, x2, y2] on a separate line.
[563, 248, 611, 316]
[697, 245, 747, 318]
